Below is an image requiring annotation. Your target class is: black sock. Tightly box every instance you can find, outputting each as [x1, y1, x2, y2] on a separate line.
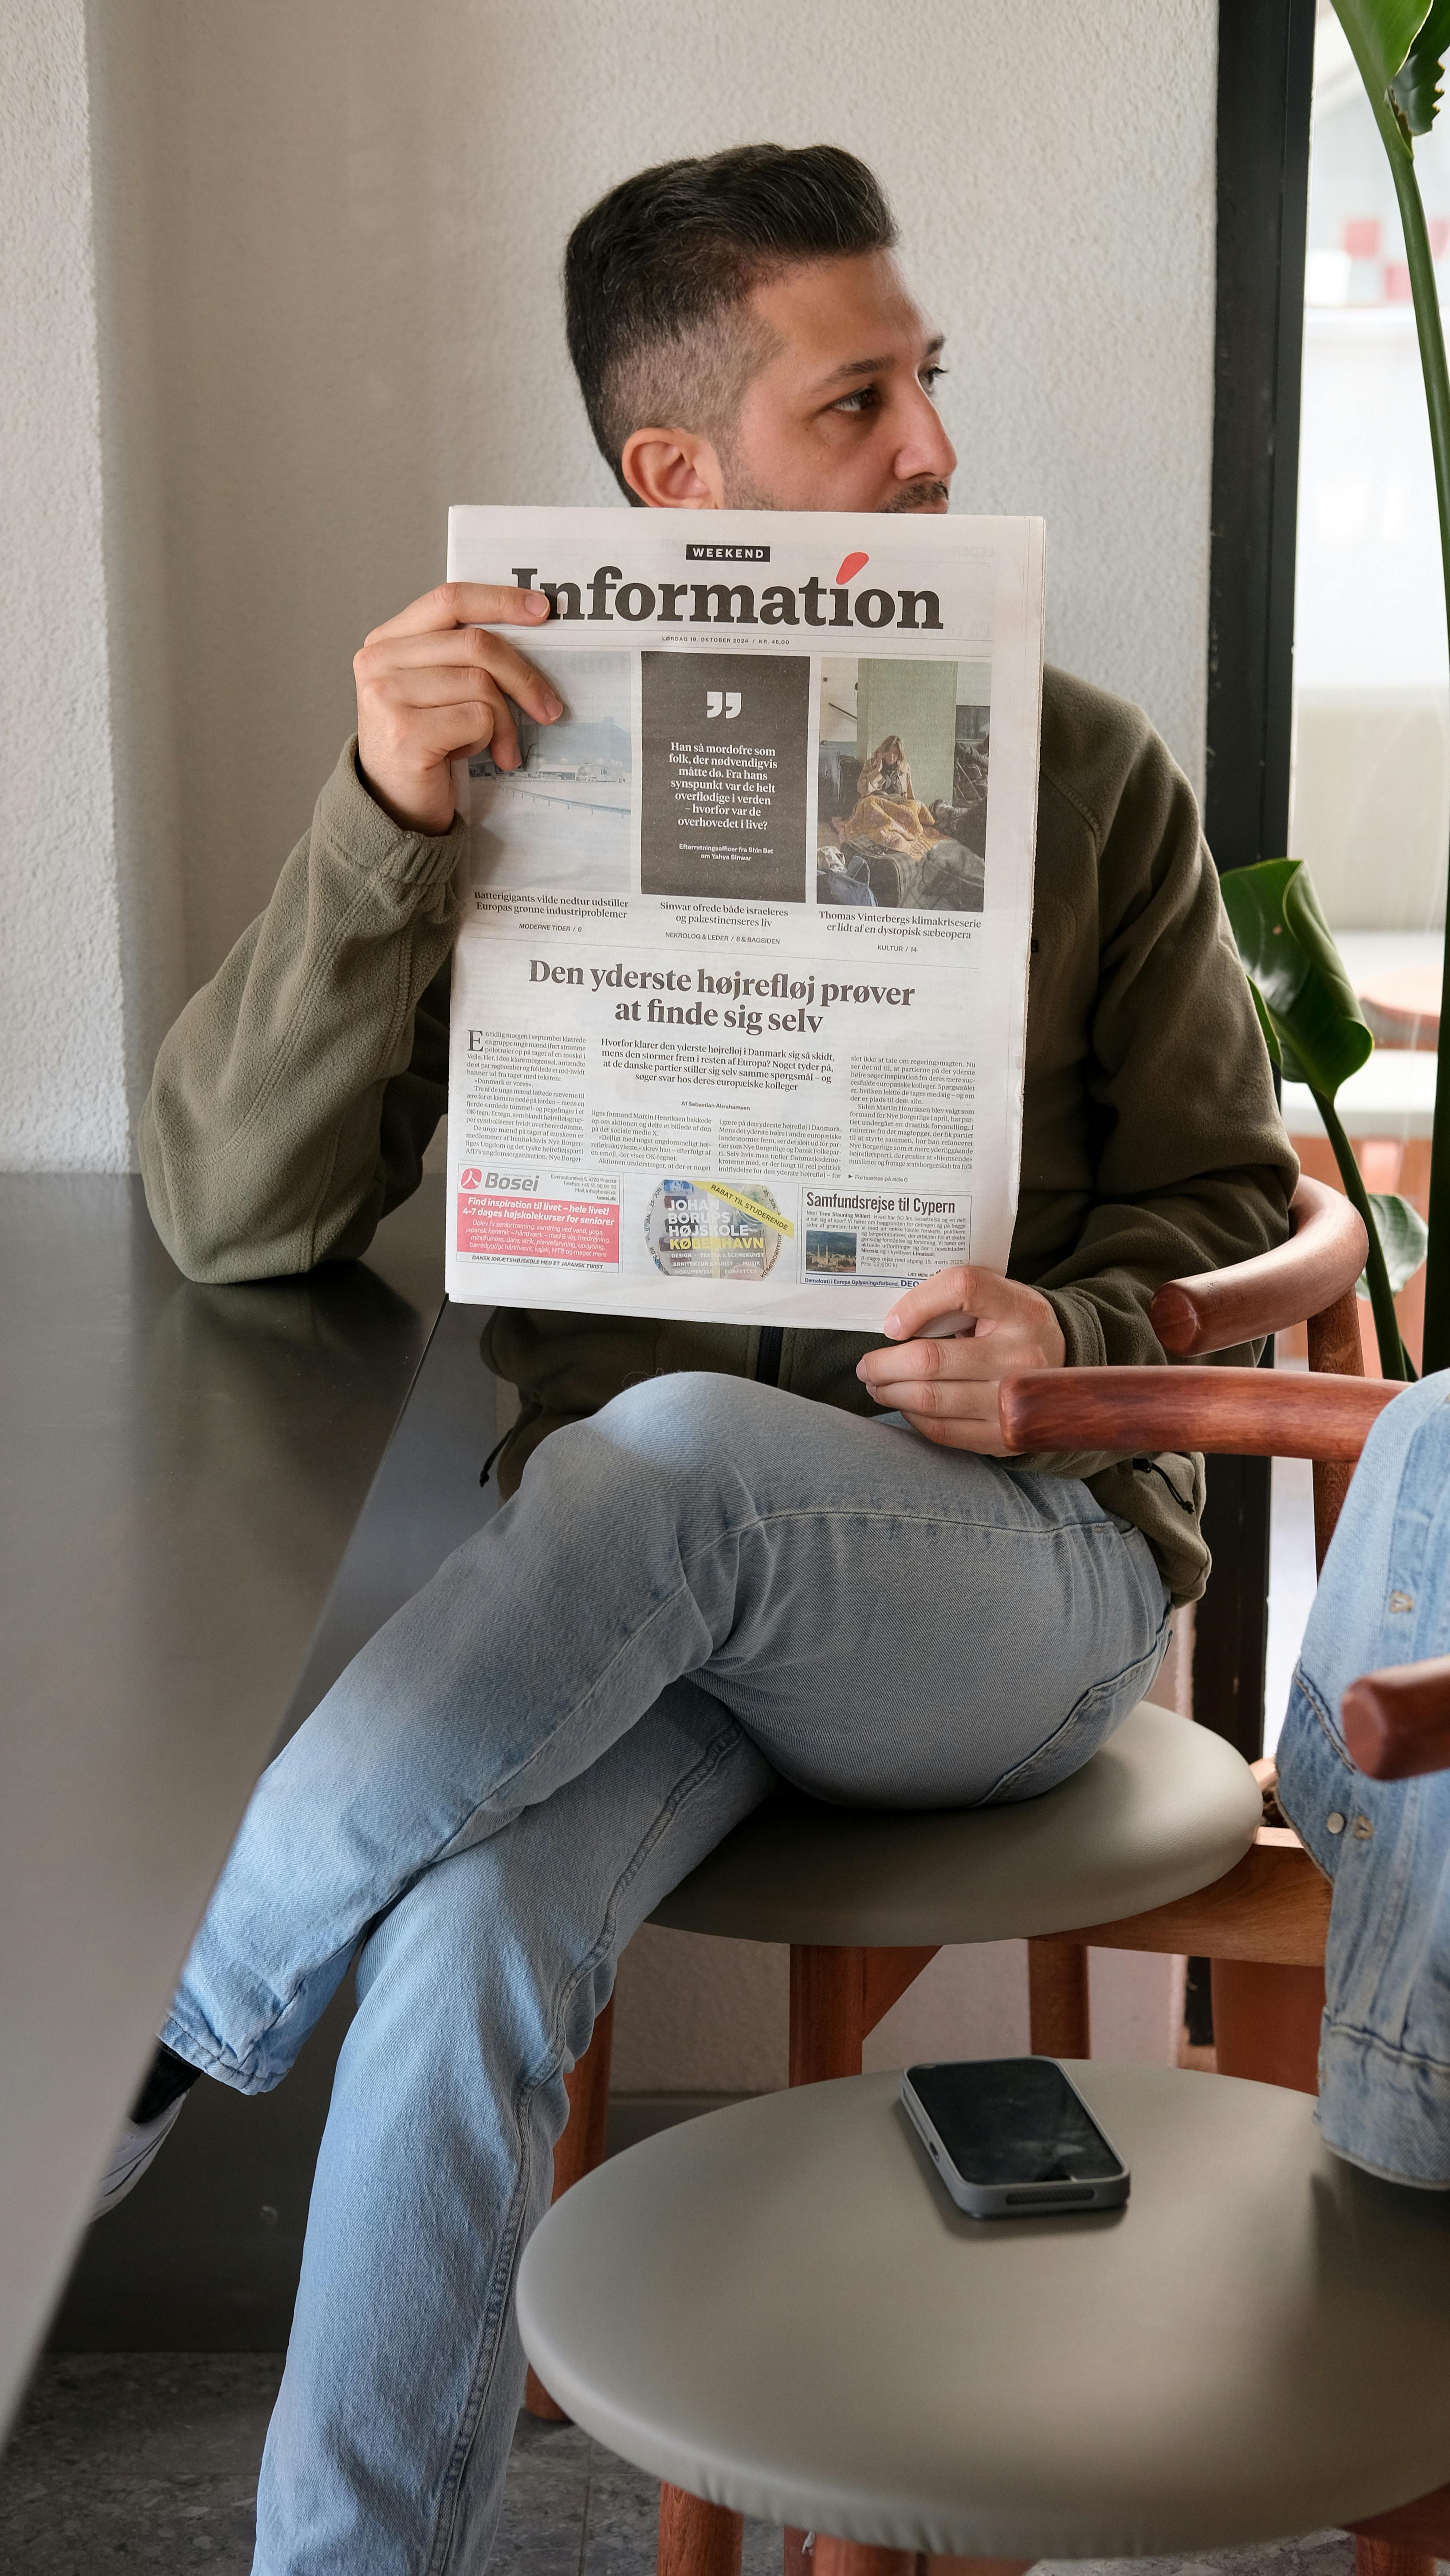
[129, 2043, 202, 2126]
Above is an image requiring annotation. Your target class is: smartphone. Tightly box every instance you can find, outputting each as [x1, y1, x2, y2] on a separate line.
[900, 2056, 1130, 2219]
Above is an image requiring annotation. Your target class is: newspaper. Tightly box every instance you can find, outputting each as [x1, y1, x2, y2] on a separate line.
[444, 506, 1044, 1329]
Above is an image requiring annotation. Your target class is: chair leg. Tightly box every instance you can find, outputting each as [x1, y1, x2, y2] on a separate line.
[790, 1945, 868, 2084]
[656, 1954, 864, 2564]
[1211, 1960, 1324, 2094]
[524, 1996, 616, 2423]
[1354, 2539, 1437, 2576]
[657, 2481, 743, 2575]
[1026, 1937, 1090, 2056]
[1308, 1283, 1365, 1570]
[776, 1955, 870, 2576]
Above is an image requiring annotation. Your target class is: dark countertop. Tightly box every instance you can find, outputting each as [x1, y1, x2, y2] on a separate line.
[0, 1175, 455, 2429]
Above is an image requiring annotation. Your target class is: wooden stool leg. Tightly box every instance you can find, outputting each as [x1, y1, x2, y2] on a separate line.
[1027, 1937, 1090, 2056]
[790, 1945, 868, 2084]
[1354, 2539, 1437, 2576]
[658, 1944, 872, 2574]
[1211, 1960, 1323, 2094]
[524, 1996, 616, 2422]
[776, 1954, 870, 2576]
[657, 2480, 743, 2575]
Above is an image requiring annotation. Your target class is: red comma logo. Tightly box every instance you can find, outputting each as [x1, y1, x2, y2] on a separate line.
[461, 1168, 482, 1191]
[835, 550, 869, 584]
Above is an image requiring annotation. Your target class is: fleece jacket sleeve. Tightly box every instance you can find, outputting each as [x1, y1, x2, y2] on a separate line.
[139, 739, 464, 1282]
[1027, 689, 1299, 1375]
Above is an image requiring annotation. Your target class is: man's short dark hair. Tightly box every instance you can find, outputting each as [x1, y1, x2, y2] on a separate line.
[565, 145, 898, 498]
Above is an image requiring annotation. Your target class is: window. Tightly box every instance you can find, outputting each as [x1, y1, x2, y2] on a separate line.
[1267, 0, 1446, 1735]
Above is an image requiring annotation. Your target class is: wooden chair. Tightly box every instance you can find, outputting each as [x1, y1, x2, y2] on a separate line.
[525, 1180, 1381, 2566]
[515, 1355, 1446, 2576]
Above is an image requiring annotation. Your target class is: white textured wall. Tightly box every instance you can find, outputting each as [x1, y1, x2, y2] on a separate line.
[84, 0, 1218, 1022]
[0, 0, 128, 1169]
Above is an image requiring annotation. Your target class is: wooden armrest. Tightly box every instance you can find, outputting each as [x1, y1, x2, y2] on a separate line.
[997, 1365, 1402, 1460]
[1149, 1176, 1367, 1357]
[1342, 1657, 1450, 1780]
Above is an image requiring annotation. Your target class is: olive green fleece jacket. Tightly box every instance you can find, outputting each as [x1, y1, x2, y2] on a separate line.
[140, 664, 1298, 1604]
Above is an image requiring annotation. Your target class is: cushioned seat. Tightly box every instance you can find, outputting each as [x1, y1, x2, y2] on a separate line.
[517, 2063, 1450, 2559]
[649, 1703, 1261, 1947]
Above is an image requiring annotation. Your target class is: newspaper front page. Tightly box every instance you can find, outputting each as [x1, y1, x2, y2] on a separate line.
[445, 507, 1044, 1330]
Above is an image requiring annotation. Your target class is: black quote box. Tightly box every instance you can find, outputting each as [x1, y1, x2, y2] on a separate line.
[640, 651, 811, 902]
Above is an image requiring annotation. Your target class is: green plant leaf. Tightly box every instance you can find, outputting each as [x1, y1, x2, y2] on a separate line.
[1335, 0, 1450, 141]
[1335, 0, 1434, 98]
[1358, 1190, 1430, 1297]
[1247, 980, 1283, 1070]
[1392, 0, 1450, 132]
[1219, 859, 1373, 1100]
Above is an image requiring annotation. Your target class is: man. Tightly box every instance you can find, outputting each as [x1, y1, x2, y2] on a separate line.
[117, 146, 1294, 2572]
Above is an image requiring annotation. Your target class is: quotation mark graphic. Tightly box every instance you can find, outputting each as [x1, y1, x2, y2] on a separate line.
[706, 690, 742, 720]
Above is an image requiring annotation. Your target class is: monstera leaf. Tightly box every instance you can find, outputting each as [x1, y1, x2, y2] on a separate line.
[1219, 859, 1373, 1095]
[1222, 859, 1419, 1379]
[1365, 1191, 1431, 1296]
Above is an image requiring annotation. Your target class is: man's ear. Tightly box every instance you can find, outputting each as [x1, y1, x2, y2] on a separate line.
[620, 426, 724, 510]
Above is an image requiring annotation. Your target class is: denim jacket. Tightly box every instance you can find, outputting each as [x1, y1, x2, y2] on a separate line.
[1276, 1372, 1450, 2187]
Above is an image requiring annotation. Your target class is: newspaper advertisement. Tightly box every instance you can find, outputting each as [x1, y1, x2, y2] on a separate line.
[445, 506, 1044, 1329]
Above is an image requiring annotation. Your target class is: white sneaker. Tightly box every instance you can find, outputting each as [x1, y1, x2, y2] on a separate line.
[93, 2091, 189, 2218]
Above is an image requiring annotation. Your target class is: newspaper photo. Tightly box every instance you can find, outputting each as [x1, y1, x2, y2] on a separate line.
[445, 506, 1045, 1330]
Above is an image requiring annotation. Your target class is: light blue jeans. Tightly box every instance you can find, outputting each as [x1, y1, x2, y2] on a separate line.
[162, 1374, 1169, 2575]
[1277, 1370, 1450, 2189]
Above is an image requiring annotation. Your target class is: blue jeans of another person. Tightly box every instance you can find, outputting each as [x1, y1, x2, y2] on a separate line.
[161, 1374, 1169, 2576]
[1277, 1370, 1450, 2188]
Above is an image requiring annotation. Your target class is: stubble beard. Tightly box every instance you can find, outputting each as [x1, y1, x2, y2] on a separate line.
[719, 453, 950, 514]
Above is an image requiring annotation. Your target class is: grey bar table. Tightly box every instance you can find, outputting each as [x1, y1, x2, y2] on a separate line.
[0, 1174, 495, 2429]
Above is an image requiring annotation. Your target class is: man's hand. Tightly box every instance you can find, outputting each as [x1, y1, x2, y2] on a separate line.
[855, 1266, 1066, 1455]
[354, 583, 561, 835]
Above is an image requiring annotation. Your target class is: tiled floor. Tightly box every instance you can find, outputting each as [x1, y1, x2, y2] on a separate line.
[0, 2351, 1370, 2576]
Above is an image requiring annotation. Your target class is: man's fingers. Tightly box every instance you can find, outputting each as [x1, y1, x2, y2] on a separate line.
[356, 627, 563, 726]
[860, 1364, 1006, 1415]
[860, 1341, 1010, 1393]
[859, 1332, 948, 1384]
[882, 1266, 1008, 1339]
[859, 1326, 1053, 1389]
[362, 671, 519, 768]
[369, 664, 515, 718]
[900, 1411, 1011, 1457]
[867, 1377, 1008, 1451]
[406, 702, 510, 764]
[364, 582, 552, 643]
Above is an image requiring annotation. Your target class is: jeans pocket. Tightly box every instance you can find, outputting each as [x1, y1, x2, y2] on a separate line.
[977, 1618, 1172, 1808]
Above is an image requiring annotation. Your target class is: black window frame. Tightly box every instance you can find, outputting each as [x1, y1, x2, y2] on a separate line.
[1193, 0, 1317, 1760]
